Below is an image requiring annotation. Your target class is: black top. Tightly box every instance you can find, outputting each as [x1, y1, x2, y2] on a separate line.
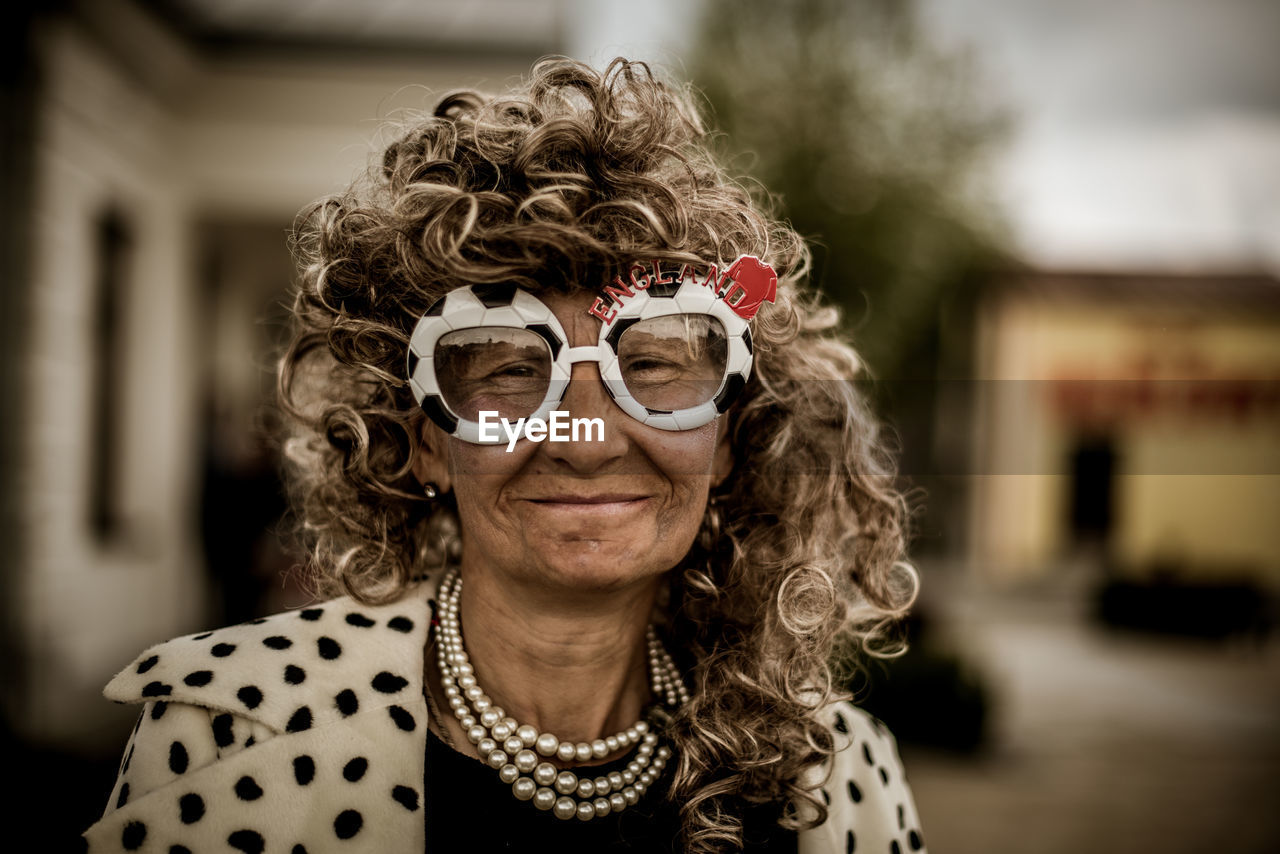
[425, 730, 798, 853]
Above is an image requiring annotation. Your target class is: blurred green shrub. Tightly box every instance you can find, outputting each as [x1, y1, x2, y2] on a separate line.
[851, 611, 991, 753]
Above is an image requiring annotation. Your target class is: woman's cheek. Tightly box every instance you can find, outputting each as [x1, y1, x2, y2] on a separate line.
[447, 437, 537, 478]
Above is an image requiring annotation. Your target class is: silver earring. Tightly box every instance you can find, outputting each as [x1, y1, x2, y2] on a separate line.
[422, 482, 439, 500]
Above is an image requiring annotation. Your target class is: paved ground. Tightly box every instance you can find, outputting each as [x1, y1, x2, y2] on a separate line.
[901, 575, 1280, 854]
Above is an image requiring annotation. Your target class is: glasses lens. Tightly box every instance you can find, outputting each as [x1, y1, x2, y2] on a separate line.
[435, 327, 552, 421]
[617, 315, 728, 412]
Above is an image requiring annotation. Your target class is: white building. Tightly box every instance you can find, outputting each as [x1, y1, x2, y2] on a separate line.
[4, 0, 562, 752]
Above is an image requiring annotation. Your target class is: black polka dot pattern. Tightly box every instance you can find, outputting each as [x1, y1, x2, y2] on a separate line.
[334, 809, 363, 839]
[228, 829, 265, 854]
[387, 705, 415, 731]
[821, 702, 928, 853]
[178, 793, 204, 824]
[371, 671, 408, 694]
[293, 755, 315, 786]
[90, 588, 437, 852]
[212, 713, 235, 748]
[121, 820, 146, 850]
[342, 757, 368, 782]
[335, 689, 358, 716]
[168, 741, 189, 774]
[286, 706, 313, 732]
[237, 686, 263, 709]
[317, 637, 341, 660]
[234, 775, 264, 800]
[90, 584, 923, 853]
[392, 785, 419, 811]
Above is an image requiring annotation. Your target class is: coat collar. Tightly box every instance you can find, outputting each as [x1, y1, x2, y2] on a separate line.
[104, 578, 437, 734]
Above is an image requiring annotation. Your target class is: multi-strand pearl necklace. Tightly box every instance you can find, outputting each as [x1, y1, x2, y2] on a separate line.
[433, 567, 689, 821]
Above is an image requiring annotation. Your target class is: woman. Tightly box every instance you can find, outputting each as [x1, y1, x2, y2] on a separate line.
[83, 58, 924, 853]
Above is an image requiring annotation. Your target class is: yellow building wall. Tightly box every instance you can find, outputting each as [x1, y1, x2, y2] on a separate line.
[970, 285, 1280, 586]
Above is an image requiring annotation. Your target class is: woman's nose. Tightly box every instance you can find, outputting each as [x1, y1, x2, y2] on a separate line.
[539, 363, 630, 471]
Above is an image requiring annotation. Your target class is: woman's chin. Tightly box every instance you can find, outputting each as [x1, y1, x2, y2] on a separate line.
[511, 534, 676, 593]
[536, 547, 664, 591]
[495, 502, 659, 585]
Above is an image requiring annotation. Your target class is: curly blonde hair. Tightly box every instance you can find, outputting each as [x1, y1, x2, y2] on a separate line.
[279, 56, 915, 853]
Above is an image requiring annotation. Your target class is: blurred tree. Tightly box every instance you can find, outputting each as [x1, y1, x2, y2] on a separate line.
[689, 0, 1012, 554]
[690, 0, 1008, 380]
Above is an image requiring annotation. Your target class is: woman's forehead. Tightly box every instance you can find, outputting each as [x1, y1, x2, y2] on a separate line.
[534, 290, 603, 343]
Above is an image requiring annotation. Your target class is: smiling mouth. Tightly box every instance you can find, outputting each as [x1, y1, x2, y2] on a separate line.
[528, 494, 648, 505]
[525, 494, 652, 518]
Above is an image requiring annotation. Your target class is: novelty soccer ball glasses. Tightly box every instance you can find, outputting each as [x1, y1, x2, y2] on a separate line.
[406, 256, 777, 443]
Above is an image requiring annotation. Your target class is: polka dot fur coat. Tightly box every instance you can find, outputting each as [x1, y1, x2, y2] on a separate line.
[83, 578, 926, 853]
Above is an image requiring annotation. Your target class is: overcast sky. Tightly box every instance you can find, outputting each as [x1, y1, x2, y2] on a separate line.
[567, 0, 1280, 274]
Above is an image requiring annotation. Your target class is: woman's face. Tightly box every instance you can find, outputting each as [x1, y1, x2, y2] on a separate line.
[413, 290, 733, 593]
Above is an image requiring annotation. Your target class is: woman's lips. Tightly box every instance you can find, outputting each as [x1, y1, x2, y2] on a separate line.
[532, 494, 647, 504]
[525, 494, 651, 518]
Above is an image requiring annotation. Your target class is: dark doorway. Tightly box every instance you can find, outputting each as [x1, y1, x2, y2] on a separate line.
[194, 219, 297, 623]
[1067, 435, 1116, 545]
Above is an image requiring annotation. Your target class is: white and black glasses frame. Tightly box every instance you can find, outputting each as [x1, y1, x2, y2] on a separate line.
[405, 261, 768, 443]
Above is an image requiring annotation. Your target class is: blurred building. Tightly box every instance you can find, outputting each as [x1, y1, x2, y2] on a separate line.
[916, 0, 1280, 600]
[3, 0, 561, 753]
[968, 269, 1280, 589]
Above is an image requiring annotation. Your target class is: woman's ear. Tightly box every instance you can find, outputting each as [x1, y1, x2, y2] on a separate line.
[411, 419, 453, 494]
[711, 415, 734, 488]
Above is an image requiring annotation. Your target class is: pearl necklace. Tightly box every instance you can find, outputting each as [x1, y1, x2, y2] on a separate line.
[433, 567, 689, 821]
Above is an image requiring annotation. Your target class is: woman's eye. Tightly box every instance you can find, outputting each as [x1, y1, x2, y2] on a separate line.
[625, 356, 673, 372]
[625, 348, 696, 369]
[482, 360, 545, 381]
